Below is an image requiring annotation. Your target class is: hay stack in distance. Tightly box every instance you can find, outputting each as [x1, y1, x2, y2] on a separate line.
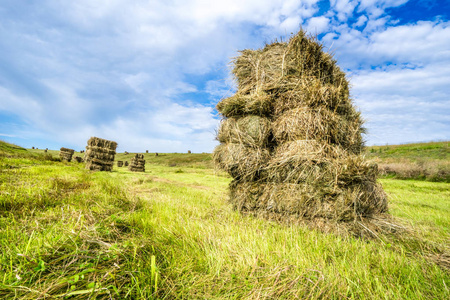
[74, 156, 83, 163]
[60, 147, 75, 162]
[117, 161, 123, 167]
[84, 137, 117, 171]
[124, 161, 129, 166]
[129, 154, 145, 172]
[213, 30, 387, 229]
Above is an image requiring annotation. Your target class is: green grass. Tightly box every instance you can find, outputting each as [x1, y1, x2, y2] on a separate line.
[365, 141, 450, 182]
[366, 141, 449, 161]
[0, 140, 449, 298]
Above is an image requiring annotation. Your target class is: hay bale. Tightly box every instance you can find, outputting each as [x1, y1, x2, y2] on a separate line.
[74, 156, 83, 163]
[216, 90, 273, 118]
[146, 150, 149, 153]
[84, 137, 117, 171]
[32, 147, 35, 149]
[129, 154, 145, 172]
[213, 143, 270, 181]
[60, 147, 75, 162]
[117, 161, 123, 167]
[272, 107, 364, 153]
[155, 153, 158, 156]
[230, 181, 386, 221]
[217, 115, 272, 148]
[188, 150, 191, 154]
[213, 29, 387, 230]
[124, 161, 129, 166]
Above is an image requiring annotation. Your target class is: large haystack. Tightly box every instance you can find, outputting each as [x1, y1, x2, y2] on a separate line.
[129, 154, 145, 172]
[213, 30, 387, 226]
[84, 137, 117, 171]
[60, 147, 75, 162]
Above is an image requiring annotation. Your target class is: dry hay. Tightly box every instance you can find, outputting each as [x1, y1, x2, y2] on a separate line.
[213, 143, 270, 181]
[214, 29, 387, 235]
[230, 181, 386, 221]
[124, 161, 129, 166]
[60, 147, 75, 162]
[272, 107, 364, 154]
[216, 90, 273, 118]
[84, 137, 117, 171]
[217, 115, 272, 148]
[117, 161, 123, 167]
[129, 154, 145, 172]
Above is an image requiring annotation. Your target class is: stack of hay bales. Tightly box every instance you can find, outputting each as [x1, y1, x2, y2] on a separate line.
[117, 161, 123, 167]
[84, 137, 117, 171]
[129, 154, 145, 172]
[74, 156, 83, 163]
[60, 147, 75, 162]
[213, 30, 387, 224]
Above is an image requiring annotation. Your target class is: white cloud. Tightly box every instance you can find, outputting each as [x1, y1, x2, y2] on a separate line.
[355, 15, 368, 27]
[331, 0, 358, 22]
[307, 16, 330, 34]
[0, 0, 449, 150]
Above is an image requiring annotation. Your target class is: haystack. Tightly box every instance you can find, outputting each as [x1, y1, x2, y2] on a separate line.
[124, 161, 129, 166]
[129, 154, 145, 172]
[74, 156, 83, 163]
[213, 30, 387, 227]
[60, 147, 75, 162]
[84, 137, 117, 171]
[117, 161, 123, 167]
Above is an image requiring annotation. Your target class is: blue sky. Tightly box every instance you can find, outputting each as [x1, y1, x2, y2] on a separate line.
[0, 0, 449, 152]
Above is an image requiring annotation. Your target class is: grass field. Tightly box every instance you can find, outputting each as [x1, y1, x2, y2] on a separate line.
[365, 141, 450, 182]
[1, 140, 449, 299]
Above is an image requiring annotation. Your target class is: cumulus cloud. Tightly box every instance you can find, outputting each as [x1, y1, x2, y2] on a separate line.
[306, 16, 330, 34]
[0, 0, 449, 150]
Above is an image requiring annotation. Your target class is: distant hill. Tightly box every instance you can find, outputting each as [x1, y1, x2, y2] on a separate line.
[0, 140, 27, 155]
[366, 141, 449, 182]
[366, 141, 449, 161]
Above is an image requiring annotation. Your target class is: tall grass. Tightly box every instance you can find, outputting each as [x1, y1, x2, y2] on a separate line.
[366, 141, 450, 182]
[0, 141, 448, 298]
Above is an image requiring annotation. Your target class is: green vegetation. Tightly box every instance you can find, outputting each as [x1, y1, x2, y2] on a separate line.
[366, 141, 450, 182]
[0, 140, 449, 299]
[366, 141, 449, 161]
[115, 152, 213, 169]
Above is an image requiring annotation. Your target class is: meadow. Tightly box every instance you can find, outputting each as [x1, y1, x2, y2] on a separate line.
[366, 141, 449, 182]
[0, 141, 449, 299]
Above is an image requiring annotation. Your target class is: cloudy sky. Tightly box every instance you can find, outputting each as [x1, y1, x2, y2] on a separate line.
[0, 0, 449, 152]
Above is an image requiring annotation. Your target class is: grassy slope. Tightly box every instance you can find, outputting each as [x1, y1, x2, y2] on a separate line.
[365, 141, 450, 182]
[0, 140, 449, 299]
[366, 141, 449, 161]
